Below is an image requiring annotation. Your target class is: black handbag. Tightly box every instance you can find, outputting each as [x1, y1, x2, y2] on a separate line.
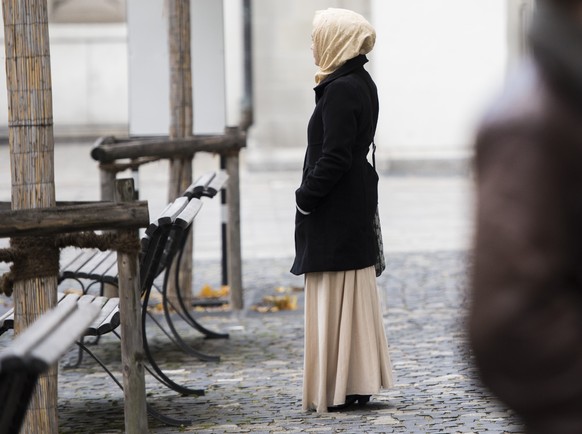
[373, 206, 386, 277]
[371, 141, 385, 277]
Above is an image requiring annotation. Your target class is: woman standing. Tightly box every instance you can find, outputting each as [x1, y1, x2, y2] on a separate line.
[291, 8, 393, 413]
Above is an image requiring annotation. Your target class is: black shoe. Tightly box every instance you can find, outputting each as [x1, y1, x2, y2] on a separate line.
[347, 394, 371, 406]
[327, 395, 358, 412]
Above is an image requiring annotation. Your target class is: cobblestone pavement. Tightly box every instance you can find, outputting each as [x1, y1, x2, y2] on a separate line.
[0, 142, 525, 432]
[45, 251, 523, 433]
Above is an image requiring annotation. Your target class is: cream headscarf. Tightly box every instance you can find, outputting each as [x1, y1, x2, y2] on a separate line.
[312, 8, 376, 84]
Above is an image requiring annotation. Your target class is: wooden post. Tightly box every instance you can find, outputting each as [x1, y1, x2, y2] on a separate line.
[100, 168, 116, 202]
[94, 136, 118, 203]
[226, 146, 243, 310]
[0, 202, 149, 237]
[101, 167, 118, 298]
[90, 135, 243, 162]
[89, 132, 247, 308]
[115, 179, 148, 433]
[168, 0, 194, 308]
[2, 0, 59, 432]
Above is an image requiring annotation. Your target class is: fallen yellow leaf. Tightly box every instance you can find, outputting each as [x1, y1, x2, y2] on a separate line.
[198, 284, 230, 299]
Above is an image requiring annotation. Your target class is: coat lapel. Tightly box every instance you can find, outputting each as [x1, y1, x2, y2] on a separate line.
[314, 55, 369, 101]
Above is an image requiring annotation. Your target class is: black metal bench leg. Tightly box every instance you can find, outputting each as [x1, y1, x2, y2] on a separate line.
[161, 292, 221, 362]
[64, 335, 85, 369]
[140, 290, 206, 396]
[154, 280, 228, 341]
[142, 286, 218, 364]
[111, 330, 204, 398]
[76, 340, 194, 427]
[146, 307, 219, 363]
[172, 247, 230, 340]
[175, 284, 230, 340]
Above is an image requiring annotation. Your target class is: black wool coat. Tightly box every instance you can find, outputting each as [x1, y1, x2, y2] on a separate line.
[290, 55, 379, 276]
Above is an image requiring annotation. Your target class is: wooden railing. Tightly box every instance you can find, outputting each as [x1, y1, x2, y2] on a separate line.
[91, 127, 245, 310]
[0, 179, 150, 433]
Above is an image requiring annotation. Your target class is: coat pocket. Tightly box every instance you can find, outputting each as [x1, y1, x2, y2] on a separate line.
[305, 142, 322, 168]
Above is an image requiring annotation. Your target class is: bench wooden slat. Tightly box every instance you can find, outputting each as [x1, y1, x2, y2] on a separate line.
[0, 302, 101, 433]
[27, 304, 101, 370]
[81, 251, 113, 276]
[87, 298, 120, 336]
[0, 293, 120, 340]
[1, 302, 76, 361]
[69, 251, 109, 278]
[0, 310, 13, 335]
[96, 305, 121, 335]
[1, 294, 78, 337]
[145, 198, 189, 237]
[174, 199, 203, 229]
[82, 251, 118, 283]
[204, 170, 229, 197]
[0, 302, 100, 371]
[60, 250, 119, 287]
[57, 293, 81, 311]
[60, 249, 93, 273]
[60, 249, 99, 277]
[76, 294, 97, 306]
[92, 254, 118, 282]
[184, 172, 216, 199]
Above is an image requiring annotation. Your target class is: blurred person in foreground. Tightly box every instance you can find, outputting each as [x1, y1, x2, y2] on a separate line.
[290, 8, 393, 413]
[470, 0, 582, 432]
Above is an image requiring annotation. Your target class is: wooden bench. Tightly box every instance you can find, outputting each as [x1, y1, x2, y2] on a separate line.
[0, 301, 100, 434]
[91, 129, 245, 311]
[0, 293, 119, 338]
[59, 171, 230, 355]
[155, 170, 231, 340]
[0, 179, 153, 432]
[74, 196, 206, 426]
[0, 182, 211, 427]
[59, 171, 228, 294]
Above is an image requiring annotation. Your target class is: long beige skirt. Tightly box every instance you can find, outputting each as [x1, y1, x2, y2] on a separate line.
[303, 265, 393, 412]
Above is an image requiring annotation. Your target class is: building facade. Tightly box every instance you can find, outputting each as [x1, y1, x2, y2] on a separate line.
[0, 1, 528, 171]
[0, 0, 128, 137]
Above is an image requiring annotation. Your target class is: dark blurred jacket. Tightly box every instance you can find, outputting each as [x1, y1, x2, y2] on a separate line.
[470, 5, 582, 433]
[291, 55, 378, 275]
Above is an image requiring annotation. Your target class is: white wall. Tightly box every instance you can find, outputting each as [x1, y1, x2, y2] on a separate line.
[246, 0, 371, 170]
[371, 0, 508, 163]
[126, 0, 227, 136]
[50, 26, 128, 132]
[126, 0, 167, 136]
[0, 0, 231, 139]
[0, 0, 509, 168]
[0, 23, 128, 137]
[223, 0, 244, 127]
